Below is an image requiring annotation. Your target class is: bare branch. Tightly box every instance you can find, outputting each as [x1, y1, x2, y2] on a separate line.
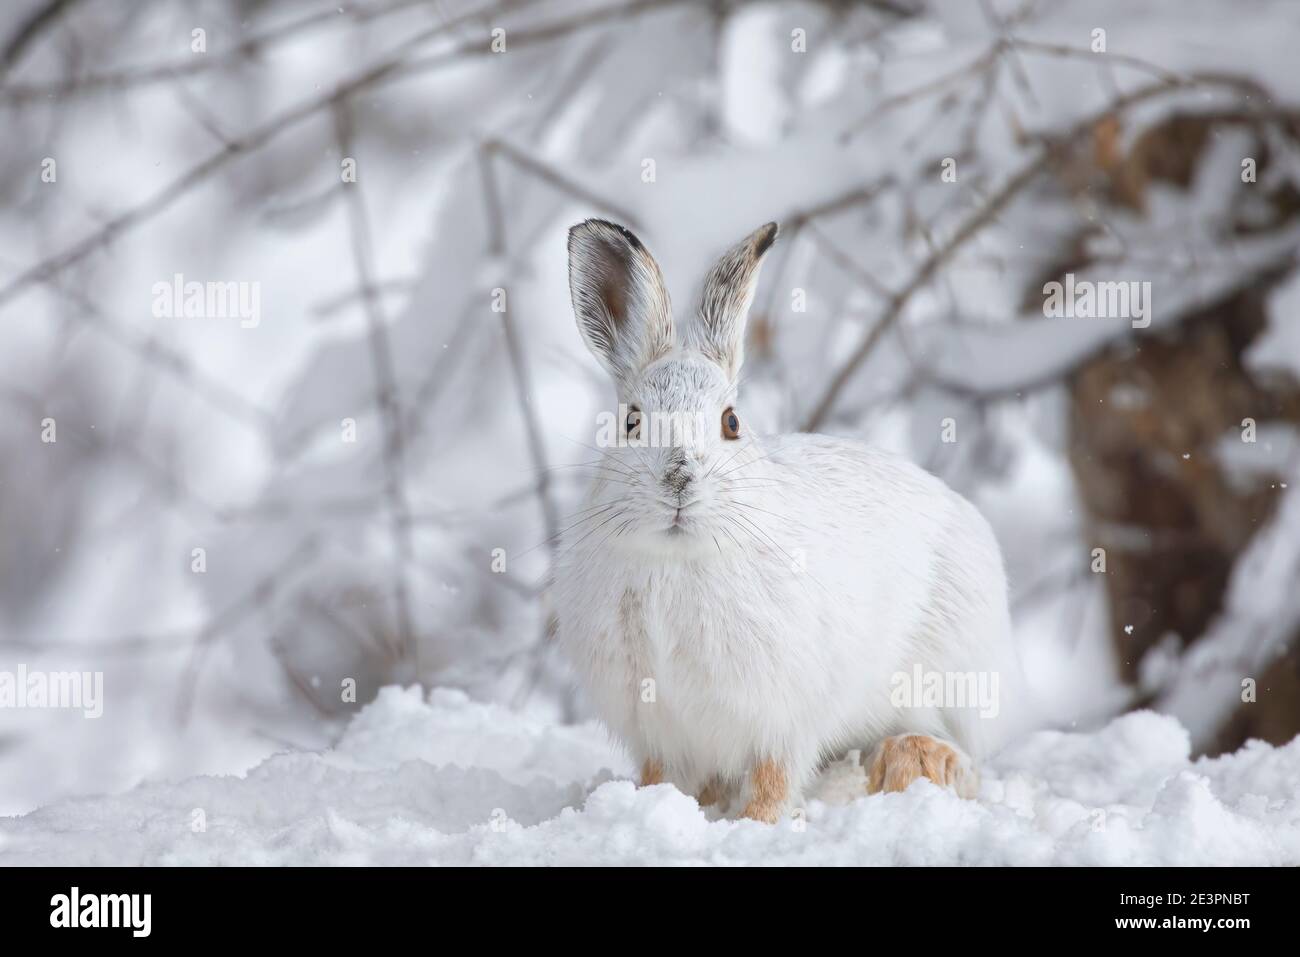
[0, 0, 474, 99]
[333, 99, 419, 663]
[176, 536, 322, 723]
[0, 0, 84, 74]
[479, 144, 562, 554]
[805, 72, 1291, 431]
[486, 137, 642, 226]
[0, 0, 532, 310]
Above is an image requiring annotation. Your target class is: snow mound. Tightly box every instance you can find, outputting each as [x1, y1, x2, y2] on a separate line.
[2, 688, 1297, 866]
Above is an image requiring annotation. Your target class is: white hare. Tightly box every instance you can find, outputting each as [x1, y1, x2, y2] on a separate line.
[553, 219, 1023, 822]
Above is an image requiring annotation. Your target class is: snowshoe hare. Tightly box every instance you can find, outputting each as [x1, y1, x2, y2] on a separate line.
[553, 219, 1022, 822]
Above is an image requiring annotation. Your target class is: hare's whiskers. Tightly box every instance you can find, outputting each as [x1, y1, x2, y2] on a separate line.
[720, 504, 831, 599]
[516, 499, 630, 561]
[727, 499, 818, 533]
[553, 506, 632, 564]
[716, 446, 784, 479]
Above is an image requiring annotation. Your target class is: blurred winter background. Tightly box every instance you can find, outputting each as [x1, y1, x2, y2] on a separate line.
[1, 0, 1298, 818]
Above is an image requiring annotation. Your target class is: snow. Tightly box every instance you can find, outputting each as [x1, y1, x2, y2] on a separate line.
[1253, 268, 1300, 380]
[3, 686, 1297, 866]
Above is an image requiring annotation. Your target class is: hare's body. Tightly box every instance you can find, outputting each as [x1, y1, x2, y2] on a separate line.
[555, 220, 1020, 819]
[554, 432, 1011, 803]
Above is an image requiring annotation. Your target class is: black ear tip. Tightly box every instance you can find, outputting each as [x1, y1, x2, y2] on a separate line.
[571, 218, 643, 251]
[754, 222, 779, 255]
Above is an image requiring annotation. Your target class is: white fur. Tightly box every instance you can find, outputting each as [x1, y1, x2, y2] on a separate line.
[554, 221, 1023, 811]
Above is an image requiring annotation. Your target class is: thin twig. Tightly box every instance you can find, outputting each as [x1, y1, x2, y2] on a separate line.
[176, 536, 322, 723]
[333, 100, 418, 663]
[487, 137, 642, 227]
[0, 0, 84, 74]
[479, 143, 562, 553]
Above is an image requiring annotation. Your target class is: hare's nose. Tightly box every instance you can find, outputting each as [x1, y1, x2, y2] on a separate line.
[662, 449, 691, 496]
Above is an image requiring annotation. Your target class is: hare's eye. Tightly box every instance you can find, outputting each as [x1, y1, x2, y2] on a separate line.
[625, 407, 642, 438]
[721, 407, 741, 440]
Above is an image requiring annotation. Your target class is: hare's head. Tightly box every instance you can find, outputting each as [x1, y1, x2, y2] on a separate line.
[567, 219, 778, 547]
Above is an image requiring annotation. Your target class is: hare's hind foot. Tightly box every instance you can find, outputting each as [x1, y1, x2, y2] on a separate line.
[864, 735, 977, 799]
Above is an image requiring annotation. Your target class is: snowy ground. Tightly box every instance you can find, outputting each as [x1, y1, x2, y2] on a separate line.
[2, 686, 1297, 866]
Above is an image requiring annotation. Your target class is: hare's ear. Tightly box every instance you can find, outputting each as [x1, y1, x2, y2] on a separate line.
[568, 220, 674, 381]
[693, 222, 778, 380]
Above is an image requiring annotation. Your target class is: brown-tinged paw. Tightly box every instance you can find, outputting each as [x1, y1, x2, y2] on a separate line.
[695, 776, 726, 808]
[739, 758, 787, 823]
[739, 799, 782, 824]
[865, 735, 976, 798]
[639, 759, 664, 787]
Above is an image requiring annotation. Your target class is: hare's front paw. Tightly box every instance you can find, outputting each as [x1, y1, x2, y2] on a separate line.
[639, 759, 665, 787]
[864, 735, 976, 799]
[739, 759, 788, 823]
[695, 776, 728, 809]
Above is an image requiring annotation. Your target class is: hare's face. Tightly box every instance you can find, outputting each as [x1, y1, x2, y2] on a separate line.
[568, 218, 778, 552]
[605, 354, 766, 545]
